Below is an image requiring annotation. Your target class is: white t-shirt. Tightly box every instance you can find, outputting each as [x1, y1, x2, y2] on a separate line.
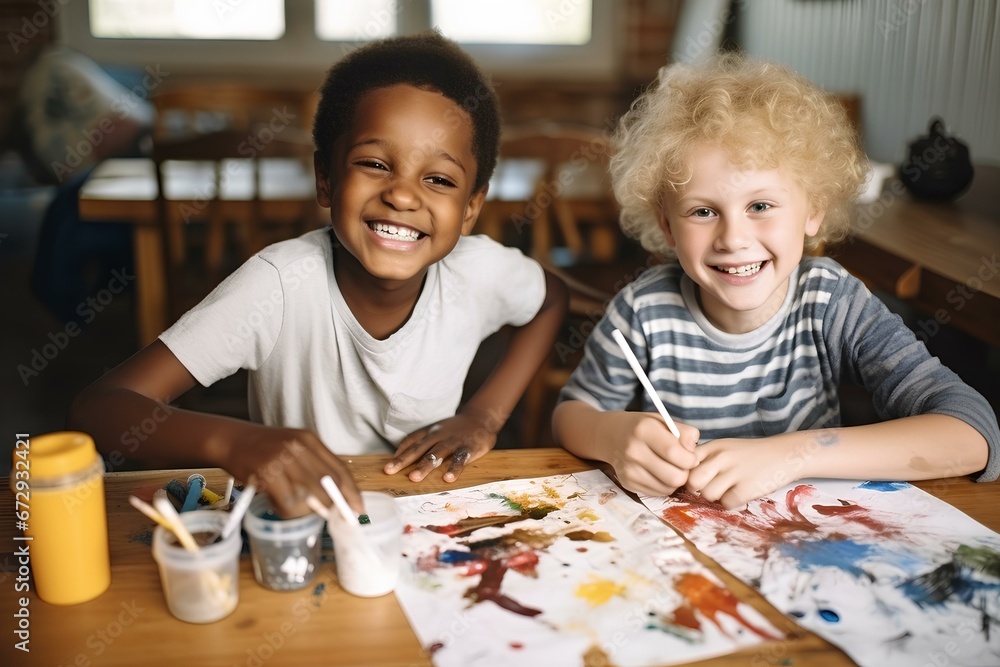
[160, 229, 546, 454]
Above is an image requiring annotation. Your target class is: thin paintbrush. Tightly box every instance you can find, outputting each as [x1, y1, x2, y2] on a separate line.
[611, 328, 681, 438]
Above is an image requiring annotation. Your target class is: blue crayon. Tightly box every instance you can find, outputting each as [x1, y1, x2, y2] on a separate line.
[181, 474, 206, 513]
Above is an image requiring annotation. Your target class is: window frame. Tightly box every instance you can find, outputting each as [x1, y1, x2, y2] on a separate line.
[59, 0, 621, 81]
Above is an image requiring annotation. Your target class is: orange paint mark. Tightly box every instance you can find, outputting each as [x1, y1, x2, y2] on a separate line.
[674, 573, 780, 640]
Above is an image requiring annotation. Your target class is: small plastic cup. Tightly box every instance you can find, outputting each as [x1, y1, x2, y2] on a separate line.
[151, 511, 240, 624]
[331, 491, 402, 598]
[243, 495, 325, 591]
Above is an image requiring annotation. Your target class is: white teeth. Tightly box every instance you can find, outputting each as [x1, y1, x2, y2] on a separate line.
[718, 262, 763, 276]
[371, 222, 421, 241]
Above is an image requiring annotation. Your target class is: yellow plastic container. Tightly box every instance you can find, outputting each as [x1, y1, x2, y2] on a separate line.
[12, 432, 111, 605]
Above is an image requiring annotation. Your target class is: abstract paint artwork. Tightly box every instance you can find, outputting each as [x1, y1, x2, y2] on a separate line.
[393, 470, 782, 667]
[641, 481, 1000, 667]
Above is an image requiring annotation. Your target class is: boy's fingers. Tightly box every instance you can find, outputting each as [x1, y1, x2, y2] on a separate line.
[407, 450, 443, 481]
[442, 446, 472, 483]
[384, 427, 436, 474]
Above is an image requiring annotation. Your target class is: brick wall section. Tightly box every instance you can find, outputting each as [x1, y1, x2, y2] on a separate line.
[623, 0, 682, 84]
[494, 0, 681, 129]
[0, 1, 58, 151]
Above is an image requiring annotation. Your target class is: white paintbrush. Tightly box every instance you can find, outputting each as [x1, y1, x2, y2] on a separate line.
[611, 328, 681, 438]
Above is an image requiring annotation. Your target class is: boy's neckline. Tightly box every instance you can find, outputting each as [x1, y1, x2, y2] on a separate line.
[327, 228, 435, 343]
[680, 263, 800, 348]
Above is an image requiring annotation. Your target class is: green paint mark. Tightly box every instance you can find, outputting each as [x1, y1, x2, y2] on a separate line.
[488, 493, 523, 513]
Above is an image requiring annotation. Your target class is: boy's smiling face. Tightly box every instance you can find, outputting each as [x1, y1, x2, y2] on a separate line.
[658, 143, 825, 334]
[316, 83, 485, 286]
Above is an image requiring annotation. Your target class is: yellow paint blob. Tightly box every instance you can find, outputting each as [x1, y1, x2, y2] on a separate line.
[576, 509, 600, 522]
[575, 575, 625, 606]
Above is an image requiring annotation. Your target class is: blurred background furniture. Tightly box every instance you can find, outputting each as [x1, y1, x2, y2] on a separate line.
[150, 83, 316, 143]
[150, 128, 317, 321]
[481, 122, 621, 267]
[479, 122, 652, 445]
[79, 152, 318, 346]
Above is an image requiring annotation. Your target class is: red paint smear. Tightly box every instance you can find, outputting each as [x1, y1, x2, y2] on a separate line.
[811, 502, 898, 535]
[467, 560, 543, 617]
[506, 550, 540, 576]
[510, 642, 524, 650]
[463, 561, 487, 576]
[674, 573, 781, 641]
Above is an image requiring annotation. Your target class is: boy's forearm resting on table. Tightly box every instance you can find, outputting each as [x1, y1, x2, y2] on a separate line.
[67, 341, 362, 516]
[556, 400, 991, 504]
[689, 414, 989, 508]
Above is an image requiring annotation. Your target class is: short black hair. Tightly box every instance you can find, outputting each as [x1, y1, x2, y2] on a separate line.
[312, 31, 501, 193]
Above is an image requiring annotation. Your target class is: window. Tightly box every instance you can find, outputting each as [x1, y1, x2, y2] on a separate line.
[63, 0, 616, 80]
[89, 0, 285, 40]
[430, 0, 591, 45]
[315, 0, 396, 41]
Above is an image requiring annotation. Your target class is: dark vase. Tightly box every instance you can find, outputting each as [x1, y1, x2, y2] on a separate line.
[899, 117, 974, 200]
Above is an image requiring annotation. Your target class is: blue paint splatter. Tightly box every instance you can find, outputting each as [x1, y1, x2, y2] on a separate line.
[818, 608, 840, 623]
[439, 550, 477, 564]
[858, 481, 910, 492]
[776, 539, 874, 576]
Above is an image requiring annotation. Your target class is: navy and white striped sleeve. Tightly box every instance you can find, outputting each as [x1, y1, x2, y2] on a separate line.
[825, 267, 1000, 482]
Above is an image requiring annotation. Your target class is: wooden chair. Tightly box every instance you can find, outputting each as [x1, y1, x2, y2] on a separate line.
[151, 128, 316, 320]
[151, 83, 317, 143]
[150, 82, 319, 276]
[479, 122, 621, 266]
[479, 123, 644, 445]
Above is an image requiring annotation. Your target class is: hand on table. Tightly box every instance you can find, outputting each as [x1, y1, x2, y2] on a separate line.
[226, 425, 361, 518]
[384, 412, 498, 483]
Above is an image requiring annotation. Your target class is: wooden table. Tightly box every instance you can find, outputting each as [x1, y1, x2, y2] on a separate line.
[2, 448, 997, 666]
[834, 164, 1000, 348]
[79, 157, 321, 346]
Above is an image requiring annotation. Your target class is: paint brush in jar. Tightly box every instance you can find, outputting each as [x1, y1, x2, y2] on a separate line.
[220, 483, 256, 541]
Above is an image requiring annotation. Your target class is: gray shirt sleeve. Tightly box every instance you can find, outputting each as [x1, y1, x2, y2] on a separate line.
[824, 271, 1000, 482]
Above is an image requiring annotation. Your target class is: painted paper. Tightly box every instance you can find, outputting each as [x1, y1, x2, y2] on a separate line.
[641, 480, 1000, 667]
[393, 470, 782, 667]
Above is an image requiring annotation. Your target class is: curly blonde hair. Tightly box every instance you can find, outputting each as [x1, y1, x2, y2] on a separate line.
[610, 53, 869, 258]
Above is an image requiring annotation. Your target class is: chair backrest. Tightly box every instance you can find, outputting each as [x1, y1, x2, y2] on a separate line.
[485, 123, 620, 267]
[150, 127, 316, 319]
[151, 83, 317, 144]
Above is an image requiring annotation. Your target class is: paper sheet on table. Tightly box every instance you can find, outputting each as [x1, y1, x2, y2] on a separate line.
[641, 480, 1000, 667]
[393, 469, 782, 667]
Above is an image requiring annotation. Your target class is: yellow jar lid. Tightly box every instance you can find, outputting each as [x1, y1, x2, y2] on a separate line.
[24, 432, 98, 478]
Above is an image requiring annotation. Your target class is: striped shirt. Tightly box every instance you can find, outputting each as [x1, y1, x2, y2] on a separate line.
[558, 256, 999, 482]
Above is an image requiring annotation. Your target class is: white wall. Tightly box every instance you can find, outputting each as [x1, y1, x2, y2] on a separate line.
[735, 0, 1000, 165]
